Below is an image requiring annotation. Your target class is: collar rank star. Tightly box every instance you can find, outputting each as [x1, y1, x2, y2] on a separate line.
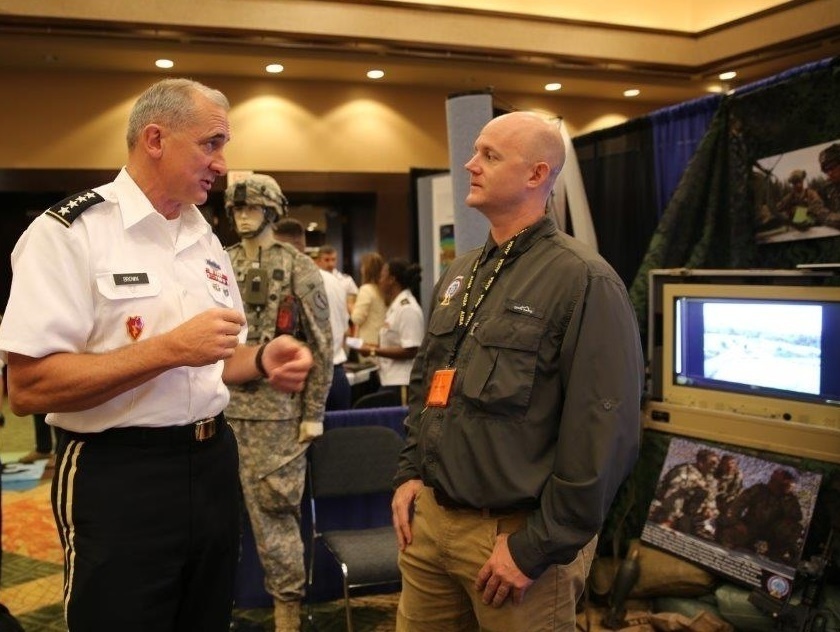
[126, 316, 144, 341]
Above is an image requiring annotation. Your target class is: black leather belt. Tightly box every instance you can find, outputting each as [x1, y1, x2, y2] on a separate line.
[432, 487, 534, 518]
[66, 413, 226, 446]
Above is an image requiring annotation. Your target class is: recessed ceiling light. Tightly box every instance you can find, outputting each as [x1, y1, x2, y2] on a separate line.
[265, 63, 284, 74]
[155, 59, 174, 69]
[544, 83, 562, 92]
[623, 89, 640, 98]
[706, 85, 725, 94]
[719, 71, 737, 81]
[366, 69, 385, 80]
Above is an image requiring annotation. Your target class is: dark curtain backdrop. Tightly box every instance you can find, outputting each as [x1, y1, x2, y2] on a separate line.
[573, 118, 659, 287]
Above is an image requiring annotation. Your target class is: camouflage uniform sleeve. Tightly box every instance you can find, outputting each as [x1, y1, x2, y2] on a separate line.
[292, 253, 334, 426]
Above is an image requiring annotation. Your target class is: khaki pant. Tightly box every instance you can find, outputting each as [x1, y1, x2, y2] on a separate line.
[397, 487, 596, 632]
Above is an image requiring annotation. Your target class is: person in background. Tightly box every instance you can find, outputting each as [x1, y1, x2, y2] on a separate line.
[359, 258, 424, 405]
[224, 175, 333, 632]
[17, 413, 59, 468]
[351, 251, 387, 347]
[0, 78, 313, 632]
[276, 218, 352, 410]
[315, 244, 359, 316]
[390, 112, 643, 631]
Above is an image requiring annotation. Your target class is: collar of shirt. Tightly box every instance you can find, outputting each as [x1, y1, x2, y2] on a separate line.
[113, 168, 212, 249]
[477, 215, 557, 267]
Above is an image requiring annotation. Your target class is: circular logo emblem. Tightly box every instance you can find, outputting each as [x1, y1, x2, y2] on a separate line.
[441, 275, 464, 306]
[766, 575, 791, 600]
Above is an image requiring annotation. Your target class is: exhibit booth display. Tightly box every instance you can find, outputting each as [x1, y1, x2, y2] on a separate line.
[592, 268, 840, 631]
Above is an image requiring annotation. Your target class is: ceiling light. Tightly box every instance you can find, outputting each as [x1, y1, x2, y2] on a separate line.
[155, 59, 174, 69]
[706, 85, 724, 94]
[265, 63, 284, 74]
[544, 83, 562, 92]
[366, 69, 385, 80]
[623, 89, 640, 98]
[306, 222, 319, 232]
[719, 71, 737, 81]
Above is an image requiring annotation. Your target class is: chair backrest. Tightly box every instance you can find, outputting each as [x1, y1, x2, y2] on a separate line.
[352, 390, 402, 409]
[309, 425, 404, 499]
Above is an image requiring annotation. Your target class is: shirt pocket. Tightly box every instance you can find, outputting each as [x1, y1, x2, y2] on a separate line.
[461, 308, 545, 414]
[95, 271, 161, 300]
[426, 306, 461, 369]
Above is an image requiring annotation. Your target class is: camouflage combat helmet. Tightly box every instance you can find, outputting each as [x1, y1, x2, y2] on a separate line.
[787, 169, 806, 184]
[819, 143, 840, 173]
[224, 174, 289, 238]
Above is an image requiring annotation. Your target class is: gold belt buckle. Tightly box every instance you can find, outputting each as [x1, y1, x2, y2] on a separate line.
[194, 417, 217, 442]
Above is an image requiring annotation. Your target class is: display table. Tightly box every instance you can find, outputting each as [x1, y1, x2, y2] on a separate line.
[233, 406, 408, 608]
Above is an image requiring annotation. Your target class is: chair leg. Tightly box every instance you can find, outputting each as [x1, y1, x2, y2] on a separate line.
[341, 566, 353, 632]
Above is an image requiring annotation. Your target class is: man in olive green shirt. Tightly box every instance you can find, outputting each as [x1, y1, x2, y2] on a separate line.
[391, 112, 644, 631]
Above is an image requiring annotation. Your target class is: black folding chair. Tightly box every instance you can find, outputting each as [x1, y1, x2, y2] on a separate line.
[306, 425, 404, 631]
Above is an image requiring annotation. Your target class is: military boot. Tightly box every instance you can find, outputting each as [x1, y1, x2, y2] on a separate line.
[273, 598, 301, 632]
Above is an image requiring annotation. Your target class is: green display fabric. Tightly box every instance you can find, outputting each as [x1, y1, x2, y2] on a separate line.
[628, 58, 840, 348]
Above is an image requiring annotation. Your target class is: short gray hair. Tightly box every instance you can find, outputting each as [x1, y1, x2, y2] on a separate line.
[126, 78, 230, 149]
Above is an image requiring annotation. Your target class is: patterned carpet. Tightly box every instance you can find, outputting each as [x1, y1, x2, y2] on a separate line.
[0, 467, 398, 632]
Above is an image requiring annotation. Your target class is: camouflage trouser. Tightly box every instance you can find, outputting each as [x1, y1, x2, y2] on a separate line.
[228, 418, 308, 601]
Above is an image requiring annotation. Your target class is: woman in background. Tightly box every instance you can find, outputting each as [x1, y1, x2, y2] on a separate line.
[360, 258, 424, 405]
[351, 252, 387, 345]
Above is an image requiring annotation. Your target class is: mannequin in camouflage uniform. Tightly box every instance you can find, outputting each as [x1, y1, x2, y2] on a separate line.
[224, 174, 333, 631]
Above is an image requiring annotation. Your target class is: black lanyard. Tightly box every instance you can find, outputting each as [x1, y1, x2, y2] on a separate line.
[446, 230, 523, 367]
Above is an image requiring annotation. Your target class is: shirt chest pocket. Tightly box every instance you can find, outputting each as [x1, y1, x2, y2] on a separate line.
[461, 311, 545, 414]
[95, 272, 161, 300]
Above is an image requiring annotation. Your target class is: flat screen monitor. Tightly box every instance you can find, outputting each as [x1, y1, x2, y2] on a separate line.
[646, 280, 840, 462]
[665, 283, 840, 424]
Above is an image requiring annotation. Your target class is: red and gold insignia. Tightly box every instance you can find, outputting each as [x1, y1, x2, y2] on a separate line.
[126, 315, 144, 340]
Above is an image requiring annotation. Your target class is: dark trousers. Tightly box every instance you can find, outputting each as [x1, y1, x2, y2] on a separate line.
[326, 363, 352, 411]
[34, 413, 61, 453]
[52, 422, 240, 632]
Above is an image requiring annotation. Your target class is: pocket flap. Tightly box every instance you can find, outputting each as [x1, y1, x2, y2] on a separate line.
[96, 272, 161, 300]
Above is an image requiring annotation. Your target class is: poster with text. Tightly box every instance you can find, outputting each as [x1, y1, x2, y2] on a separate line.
[641, 437, 821, 602]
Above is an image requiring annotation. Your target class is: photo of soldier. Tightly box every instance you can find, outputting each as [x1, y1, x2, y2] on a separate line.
[716, 468, 805, 565]
[753, 139, 840, 243]
[644, 439, 823, 595]
[774, 169, 824, 230]
[648, 448, 720, 538]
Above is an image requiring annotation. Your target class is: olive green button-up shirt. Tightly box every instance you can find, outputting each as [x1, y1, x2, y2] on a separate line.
[395, 216, 643, 579]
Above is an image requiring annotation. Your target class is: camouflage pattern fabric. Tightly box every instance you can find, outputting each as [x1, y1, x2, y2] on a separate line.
[228, 418, 307, 600]
[225, 240, 332, 427]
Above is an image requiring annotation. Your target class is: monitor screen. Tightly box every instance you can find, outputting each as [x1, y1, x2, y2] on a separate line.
[661, 283, 840, 430]
[674, 294, 840, 407]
